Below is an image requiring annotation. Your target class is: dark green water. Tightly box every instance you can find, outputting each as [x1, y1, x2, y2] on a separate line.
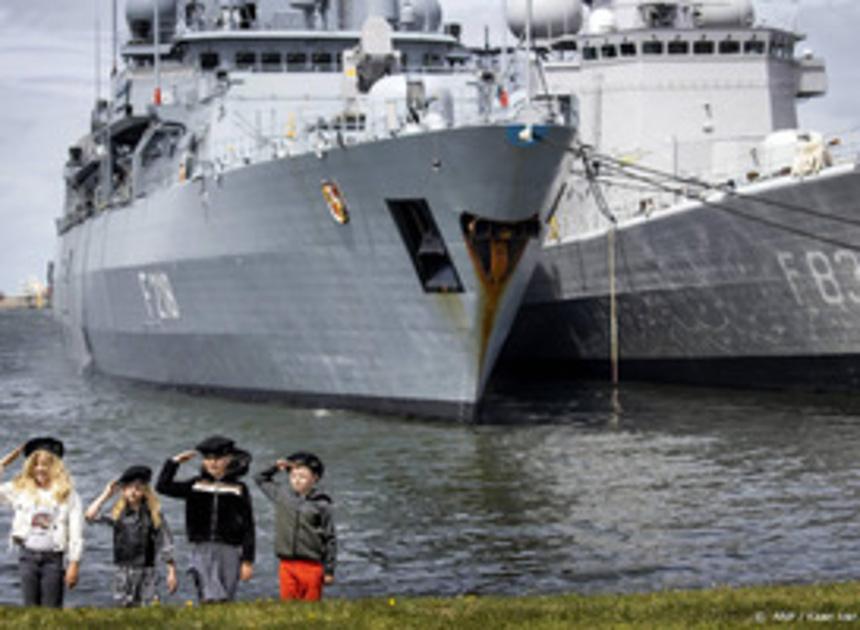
[2, 310, 860, 607]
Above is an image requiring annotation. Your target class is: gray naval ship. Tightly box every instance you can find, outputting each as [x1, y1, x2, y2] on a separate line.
[502, 0, 860, 389]
[52, 0, 576, 420]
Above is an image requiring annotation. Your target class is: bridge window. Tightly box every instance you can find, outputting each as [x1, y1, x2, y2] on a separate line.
[600, 44, 617, 59]
[744, 40, 765, 54]
[311, 52, 333, 71]
[423, 53, 442, 67]
[620, 42, 637, 57]
[770, 40, 793, 58]
[583, 46, 598, 61]
[200, 52, 219, 70]
[235, 51, 257, 70]
[668, 40, 689, 55]
[642, 40, 664, 55]
[261, 52, 282, 71]
[286, 52, 308, 71]
[693, 40, 714, 55]
[719, 40, 741, 54]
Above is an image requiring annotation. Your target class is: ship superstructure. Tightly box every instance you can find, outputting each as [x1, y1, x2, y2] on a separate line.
[502, 0, 860, 389]
[53, 0, 576, 420]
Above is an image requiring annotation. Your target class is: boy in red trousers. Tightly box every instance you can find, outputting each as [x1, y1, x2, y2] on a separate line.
[255, 452, 336, 601]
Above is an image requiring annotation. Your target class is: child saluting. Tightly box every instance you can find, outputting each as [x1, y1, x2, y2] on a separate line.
[85, 465, 178, 606]
[255, 451, 337, 601]
[0, 437, 83, 608]
[156, 435, 255, 603]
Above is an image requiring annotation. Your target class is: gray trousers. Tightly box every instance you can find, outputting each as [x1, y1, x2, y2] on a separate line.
[188, 542, 242, 603]
[113, 566, 159, 607]
[18, 548, 65, 608]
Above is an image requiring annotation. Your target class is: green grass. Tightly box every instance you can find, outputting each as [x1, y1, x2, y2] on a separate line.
[1, 583, 859, 628]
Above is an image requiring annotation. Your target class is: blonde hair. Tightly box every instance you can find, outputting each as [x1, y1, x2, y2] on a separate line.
[12, 451, 73, 503]
[111, 485, 162, 529]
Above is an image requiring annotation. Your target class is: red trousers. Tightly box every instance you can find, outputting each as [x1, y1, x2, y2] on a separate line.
[279, 559, 324, 601]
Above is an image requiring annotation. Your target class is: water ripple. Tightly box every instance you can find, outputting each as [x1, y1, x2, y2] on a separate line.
[2, 311, 860, 605]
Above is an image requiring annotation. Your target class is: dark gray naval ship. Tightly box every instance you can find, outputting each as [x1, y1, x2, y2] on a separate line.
[52, 0, 576, 420]
[503, 0, 860, 389]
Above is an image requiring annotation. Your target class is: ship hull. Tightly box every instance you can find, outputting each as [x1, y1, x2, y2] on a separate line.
[505, 165, 860, 390]
[54, 125, 572, 420]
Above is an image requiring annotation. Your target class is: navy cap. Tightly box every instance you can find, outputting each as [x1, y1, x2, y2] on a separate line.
[196, 435, 235, 457]
[119, 465, 152, 485]
[287, 451, 324, 479]
[24, 437, 64, 459]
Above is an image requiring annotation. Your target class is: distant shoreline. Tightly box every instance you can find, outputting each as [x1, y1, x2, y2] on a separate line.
[0, 296, 43, 311]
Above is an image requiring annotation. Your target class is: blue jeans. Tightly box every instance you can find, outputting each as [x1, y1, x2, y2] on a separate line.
[18, 548, 65, 608]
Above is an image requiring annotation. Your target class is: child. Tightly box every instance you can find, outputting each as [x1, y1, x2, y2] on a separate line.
[0, 437, 83, 608]
[156, 435, 255, 603]
[85, 465, 178, 606]
[255, 451, 337, 601]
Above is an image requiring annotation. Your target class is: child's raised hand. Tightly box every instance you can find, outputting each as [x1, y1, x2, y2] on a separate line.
[173, 450, 197, 464]
[105, 479, 120, 496]
[1, 444, 25, 468]
[275, 459, 292, 471]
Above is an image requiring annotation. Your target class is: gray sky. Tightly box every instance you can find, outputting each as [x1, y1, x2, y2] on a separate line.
[0, 0, 857, 295]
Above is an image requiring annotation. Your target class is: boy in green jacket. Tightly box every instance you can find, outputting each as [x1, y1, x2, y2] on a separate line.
[254, 452, 336, 601]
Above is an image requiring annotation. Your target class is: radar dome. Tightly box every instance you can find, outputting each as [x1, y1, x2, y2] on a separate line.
[506, 0, 584, 39]
[692, 0, 755, 28]
[400, 0, 443, 32]
[368, 0, 400, 25]
[588, 7, 617, 34]
[126, 0, 177, 41]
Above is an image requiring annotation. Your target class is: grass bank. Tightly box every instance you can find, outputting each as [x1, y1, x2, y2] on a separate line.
[2, 582, 859, 629]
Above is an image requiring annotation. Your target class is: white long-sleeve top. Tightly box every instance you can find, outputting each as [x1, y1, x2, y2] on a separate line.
[0, 470, 84, 563]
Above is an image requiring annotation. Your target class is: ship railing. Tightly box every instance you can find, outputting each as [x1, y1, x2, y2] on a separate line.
[205, 91, 562, 171]
[827, 130, 860, 166]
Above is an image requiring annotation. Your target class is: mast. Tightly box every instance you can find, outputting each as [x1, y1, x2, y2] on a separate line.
[94, 0, 101, 102]
[111, 0, 118, 76]
[154, 0, 162, 105]
[525, 0, 532, 107]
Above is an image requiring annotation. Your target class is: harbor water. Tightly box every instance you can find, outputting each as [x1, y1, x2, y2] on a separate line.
[2, 310, 860, 607]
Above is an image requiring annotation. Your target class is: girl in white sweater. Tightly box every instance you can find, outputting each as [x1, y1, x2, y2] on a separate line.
[0, 437, 84, 607]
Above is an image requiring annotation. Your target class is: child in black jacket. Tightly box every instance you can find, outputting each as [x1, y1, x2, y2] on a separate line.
[156, 435, 255, 603]
[85, 465, 177, 606]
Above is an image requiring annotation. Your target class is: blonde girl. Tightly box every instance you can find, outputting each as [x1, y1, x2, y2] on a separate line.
[86, 465, 177, 606]
[0, 437, 84, 608]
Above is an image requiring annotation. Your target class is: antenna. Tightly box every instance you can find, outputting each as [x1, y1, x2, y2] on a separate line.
[525, 0, 532, 107]
[154, 0, 162, 105]
[502, 0, 509, 86]
[94, 0, 101, 102]
[111, 0, 119, 76]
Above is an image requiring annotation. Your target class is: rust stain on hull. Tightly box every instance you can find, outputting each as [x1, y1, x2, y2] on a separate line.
[462, 213, 539, 373]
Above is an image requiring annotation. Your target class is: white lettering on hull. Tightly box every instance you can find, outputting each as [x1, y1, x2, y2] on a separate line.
[777, 249, 860, 308]
[138, 271, 181, 321]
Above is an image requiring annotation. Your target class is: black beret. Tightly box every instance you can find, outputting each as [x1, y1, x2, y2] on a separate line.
[196, 435, 235, 457]
[119, 465, 152, 485]
[24, 437, 64, 459]
[287, 451, 324, 479]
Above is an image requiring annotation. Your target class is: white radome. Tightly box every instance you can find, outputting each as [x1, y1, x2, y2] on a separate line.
[692, 0, 755, 28]
[588, 6, 617, 34]
[399, 0, 443, 32]
[506, 0, 585, 39]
